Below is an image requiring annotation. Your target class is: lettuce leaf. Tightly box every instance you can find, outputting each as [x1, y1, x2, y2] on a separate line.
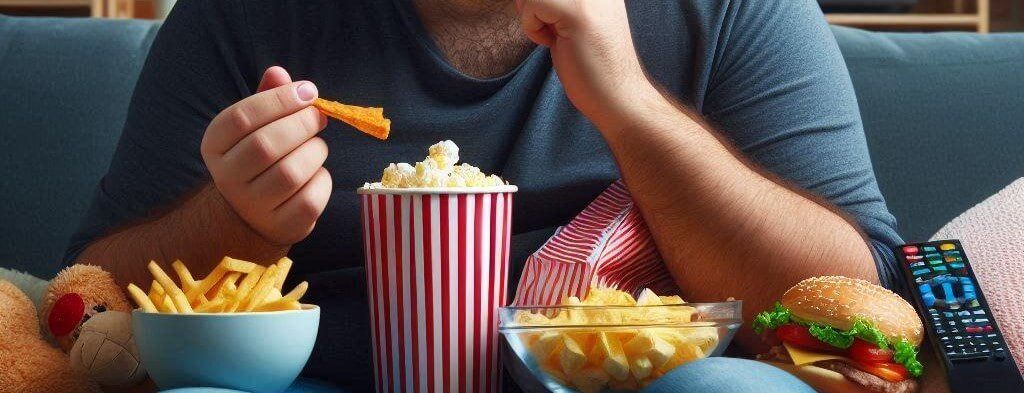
[751, 304, 923, 377]
[753, 302, 791, 334]
[807, 324, 856, 348]
[893, 339, 924, 377]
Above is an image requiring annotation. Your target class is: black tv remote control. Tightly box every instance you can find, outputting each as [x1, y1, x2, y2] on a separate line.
[896, 240, 1024, 392]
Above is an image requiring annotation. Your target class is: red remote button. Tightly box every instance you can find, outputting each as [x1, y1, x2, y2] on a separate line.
[984, 325, 994, 332]
[902, 246, 919, 255]
[966, 326, 981, 333]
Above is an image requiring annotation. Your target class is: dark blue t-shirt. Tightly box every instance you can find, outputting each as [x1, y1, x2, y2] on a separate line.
[66, 0, 903, 389]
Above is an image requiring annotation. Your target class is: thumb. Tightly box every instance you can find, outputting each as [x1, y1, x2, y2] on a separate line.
[256, 66, 293, 93]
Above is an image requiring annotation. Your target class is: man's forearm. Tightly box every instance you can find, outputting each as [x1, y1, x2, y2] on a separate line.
[594, 86, 878, 351]
[75, 184, 288, 287]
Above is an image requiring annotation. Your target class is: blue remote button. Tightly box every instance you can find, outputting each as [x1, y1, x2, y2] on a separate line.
[960, 277, 973, 285]
[942, 282, 956, 305]
[923, 246, 937, 252]
[950, 262, 964, 269]
[913, 268, 931, 276]
[933, 266, 948, 272]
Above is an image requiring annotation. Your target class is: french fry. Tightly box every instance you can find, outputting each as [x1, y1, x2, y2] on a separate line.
[219, 257, 259, 273]
[127, 284, 157, 312]
[148, 281, 164, 307]
[243, 264, 279, 311]
[127, 257, 311, 314]
[161, 295, 178, 313]
[227, 265, 265, 312]
[265, 289, 283, 303]
[186, 257, 256, 303]
[255, 298, 301, 312]
[148, 261, 193, 313]
[283, 281, 308, 302]
[195, 298, 226, 313]
[171, 260, 196, 290]
[274, 258, 293, 291]
[208, 272, 241, 300]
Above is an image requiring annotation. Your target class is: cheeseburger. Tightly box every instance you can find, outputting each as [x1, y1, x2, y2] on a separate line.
[755, 276, 924, 393]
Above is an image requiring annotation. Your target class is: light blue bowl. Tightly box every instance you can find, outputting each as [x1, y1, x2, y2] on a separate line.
[133, 306, 320, 393]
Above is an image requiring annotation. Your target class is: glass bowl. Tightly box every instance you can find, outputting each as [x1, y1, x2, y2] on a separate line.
[499, 301, 742, 393]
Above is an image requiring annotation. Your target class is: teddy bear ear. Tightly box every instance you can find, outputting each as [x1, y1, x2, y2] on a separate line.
[48, 292, 85, 337]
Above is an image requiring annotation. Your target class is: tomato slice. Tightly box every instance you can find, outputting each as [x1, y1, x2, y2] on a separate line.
[848, 339, 894, 363]
[775, 324, 839, 352]
[851, 360, 909, 382]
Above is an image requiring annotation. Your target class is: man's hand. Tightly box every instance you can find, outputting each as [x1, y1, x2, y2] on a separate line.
[201, 66, 332, 246]
[515, 0, 656, 127]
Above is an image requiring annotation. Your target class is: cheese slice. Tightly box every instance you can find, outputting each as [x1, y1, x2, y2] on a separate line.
[783, 343, 853, 366]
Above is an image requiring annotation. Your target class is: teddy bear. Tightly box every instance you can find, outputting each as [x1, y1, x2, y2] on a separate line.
[0, 264, 150, 393]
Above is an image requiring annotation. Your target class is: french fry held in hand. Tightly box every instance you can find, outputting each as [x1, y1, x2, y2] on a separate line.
[126, 257, 310, 314]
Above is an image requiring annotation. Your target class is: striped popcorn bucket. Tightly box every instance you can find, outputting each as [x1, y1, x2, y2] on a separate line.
[358, 185, 518, 393]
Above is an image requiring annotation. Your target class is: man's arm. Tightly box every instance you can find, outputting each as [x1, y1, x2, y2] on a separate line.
[75, 66, 332, 287]
[77, 185, 286, 287]
[517, 0, 886, 350]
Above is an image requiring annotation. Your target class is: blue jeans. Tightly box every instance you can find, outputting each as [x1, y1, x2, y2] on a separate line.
[642, 358, 815, 393]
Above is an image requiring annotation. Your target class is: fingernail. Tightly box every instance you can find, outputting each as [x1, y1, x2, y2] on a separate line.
[297, 82, 317, 102]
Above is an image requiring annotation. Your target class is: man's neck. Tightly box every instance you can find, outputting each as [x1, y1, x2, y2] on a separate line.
[411, 0, 535, 79]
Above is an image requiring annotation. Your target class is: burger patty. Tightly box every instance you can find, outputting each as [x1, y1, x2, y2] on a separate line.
[817, 360, 918, 393]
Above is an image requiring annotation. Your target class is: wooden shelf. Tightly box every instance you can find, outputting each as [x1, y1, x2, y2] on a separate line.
[825, 0, 990, 33]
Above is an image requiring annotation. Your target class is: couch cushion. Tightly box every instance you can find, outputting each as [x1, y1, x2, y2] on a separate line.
[833, 26, 1024, 243]
[0, 16, 159, 277]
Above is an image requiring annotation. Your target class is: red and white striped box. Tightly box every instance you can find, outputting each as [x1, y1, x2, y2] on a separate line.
[359, 185, 517, 393]
[513, 180, 678, 307]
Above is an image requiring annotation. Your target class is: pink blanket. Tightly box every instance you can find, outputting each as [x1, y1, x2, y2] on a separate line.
[931, 178, 1024, 375]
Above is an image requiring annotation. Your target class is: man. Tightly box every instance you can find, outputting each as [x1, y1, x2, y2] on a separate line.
[67, 0, 904, 390]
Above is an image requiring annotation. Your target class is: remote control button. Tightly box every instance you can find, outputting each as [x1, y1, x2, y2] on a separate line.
[966, 326, 982, 333]
[902, 246, 919, 255]
[913, 268, 930, 276]
[907, 255, 923, 261]
[974, 318, 989, 323]
[929, 259, 944, 266]
[933, 266, 948, 272]
[925, 253, 942, 259]
[958, 310, 972, 316]
[960, 277, 973, 284]
[944, 256, 962, 263]
[950, 262, 965, 269]
[984, 325, 993, 332]
[987, 334, 998, 338]
[942, 250, 961, 257]
[911, 262, 926, 268]
[937, 329, 946, 334]
[941, 282, 957, 305]
[923, 246, 937, 252]
[940, 243, 956, 251]
[943, 311, 954, 318]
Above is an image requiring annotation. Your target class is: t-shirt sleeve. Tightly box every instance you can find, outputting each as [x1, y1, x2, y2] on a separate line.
[697, 0, 905, 293]
[63, 0, 258, 264]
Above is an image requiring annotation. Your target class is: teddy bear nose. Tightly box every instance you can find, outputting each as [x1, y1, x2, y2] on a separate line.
[49, 292, 85, 337]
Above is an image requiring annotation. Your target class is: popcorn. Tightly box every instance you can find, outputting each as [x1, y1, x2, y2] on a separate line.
[365, 140, 506, 189]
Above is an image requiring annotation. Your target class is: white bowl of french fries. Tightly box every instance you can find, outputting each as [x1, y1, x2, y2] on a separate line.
[499, 288, 742, 393]
[126, 257, 318, 393]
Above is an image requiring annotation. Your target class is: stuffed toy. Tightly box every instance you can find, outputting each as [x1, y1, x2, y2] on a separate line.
[0, 265, 149, 392]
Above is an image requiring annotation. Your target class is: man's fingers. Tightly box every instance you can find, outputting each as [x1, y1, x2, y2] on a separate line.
[271, 167, 332, 245]
[203, 81, 319, 156]
[250, 137, 329, 209]
[222, 106, 327, 181]
[257, 66, 292, 93]
[518, 0, 576, 46]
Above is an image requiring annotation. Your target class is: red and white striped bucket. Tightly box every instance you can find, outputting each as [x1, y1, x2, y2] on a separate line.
[358, 185, 517, 393]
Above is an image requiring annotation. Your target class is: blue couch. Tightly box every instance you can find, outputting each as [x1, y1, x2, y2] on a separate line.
[1, 15, 1023, 280]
